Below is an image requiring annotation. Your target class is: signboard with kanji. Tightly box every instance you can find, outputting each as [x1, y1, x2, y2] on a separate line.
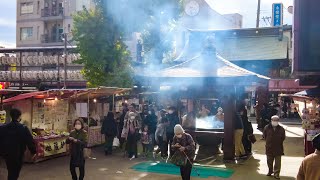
[272, 3, 283, 27]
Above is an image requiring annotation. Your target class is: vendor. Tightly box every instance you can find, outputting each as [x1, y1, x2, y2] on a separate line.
[199, 105, 210, 118]
[215, 107, 224, 122]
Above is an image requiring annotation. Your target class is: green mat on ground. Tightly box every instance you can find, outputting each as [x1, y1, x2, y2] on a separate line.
[131, 161, 234, 178]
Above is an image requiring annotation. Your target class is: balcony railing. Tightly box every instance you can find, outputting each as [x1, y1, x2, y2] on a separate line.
[41, 7, 64, 17]
[41, 34, 63, 43]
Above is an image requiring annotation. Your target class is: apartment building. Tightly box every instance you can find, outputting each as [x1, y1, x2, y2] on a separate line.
[16, 0, 94, 47]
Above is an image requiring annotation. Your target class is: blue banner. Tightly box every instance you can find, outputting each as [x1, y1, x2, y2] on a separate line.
[272, 3, 283, 26]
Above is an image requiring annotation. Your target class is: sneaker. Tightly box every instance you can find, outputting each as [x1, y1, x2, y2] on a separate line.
[267, 172, 273, 176]
[274, 175, 280, 179]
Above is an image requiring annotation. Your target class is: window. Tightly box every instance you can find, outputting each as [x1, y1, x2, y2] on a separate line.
[20, 27, 33, 40]
[21, 2, 33, 15]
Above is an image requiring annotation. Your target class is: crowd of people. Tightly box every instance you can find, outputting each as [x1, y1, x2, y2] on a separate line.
[2, 104, 320, 180]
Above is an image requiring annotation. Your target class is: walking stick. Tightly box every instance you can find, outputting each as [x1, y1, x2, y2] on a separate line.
[182, 151, 200, 176]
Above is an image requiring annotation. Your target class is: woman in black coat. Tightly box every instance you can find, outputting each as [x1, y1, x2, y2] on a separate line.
[101, 112, 117, 155]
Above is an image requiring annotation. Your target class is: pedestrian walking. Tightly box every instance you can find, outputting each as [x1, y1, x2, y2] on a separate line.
[0, 109, 36, 180]
[143, 108, 157, 150]
[101, 112, 117, 155]
[239, 105, 254, 155]
[263, 115, 285, 179]
[155, 110, 168, 158]
[123, 104, 141, 159]
[171, 124, 196, 180]
[234, 108, 246, 159]
[166, 106, 180, 157]
[297, 133, 320, 180]
[67, 119, 88, 180]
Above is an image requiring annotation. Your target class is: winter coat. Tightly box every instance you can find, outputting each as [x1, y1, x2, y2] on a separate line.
[297, 150, 320, 180]
[172, 133, 196, 160]
[155, 123, 167, 143]
[143, 114, 157, 134]
[0, 121, 36, 161]
[166, 113, 180, 134]
[66, 129, 88, 167]
[101, 117, 117, 137]
[124, 111, 141, 130]
[263, 124, 285, 156]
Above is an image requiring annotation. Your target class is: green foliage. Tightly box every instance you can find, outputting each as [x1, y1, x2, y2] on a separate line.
[72, 6, 133, 88]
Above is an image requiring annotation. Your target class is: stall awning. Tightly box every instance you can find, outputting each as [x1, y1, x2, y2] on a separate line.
[70, 87, 131, 100]
[3, 91, 46, 103]
[269, 79, 316, 92]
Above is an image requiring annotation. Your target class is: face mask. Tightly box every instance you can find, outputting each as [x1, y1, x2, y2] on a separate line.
[130, 116, 135, 120]
[75, 124, 82, 130]
[168, 110, 173, 114]
[271, 121, 279, 127]
[148, 111, 152, 115]
[176, 134, 183, 138]
[217, 112, 222, 115]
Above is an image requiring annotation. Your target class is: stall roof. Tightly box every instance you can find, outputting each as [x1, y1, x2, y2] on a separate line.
[70, 87, 131, 100]
[3, 91, 46, 103]
[0, 89, 36, 95]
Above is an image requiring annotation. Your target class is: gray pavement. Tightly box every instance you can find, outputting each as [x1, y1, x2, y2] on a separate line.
[0, 123, 305, 180]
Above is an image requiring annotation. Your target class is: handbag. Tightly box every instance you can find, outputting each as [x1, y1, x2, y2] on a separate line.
[169, 151, 187, 167]
[248, 134, 257, 144]
[83, 148, 91, 159]
[113, 137, 120, 147]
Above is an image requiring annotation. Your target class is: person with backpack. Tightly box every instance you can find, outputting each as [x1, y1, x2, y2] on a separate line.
[101, 112, 117, 155]
[0, 109, 36, 180]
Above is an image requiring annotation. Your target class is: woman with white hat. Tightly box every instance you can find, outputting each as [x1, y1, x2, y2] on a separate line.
[172, 124, 195, 180]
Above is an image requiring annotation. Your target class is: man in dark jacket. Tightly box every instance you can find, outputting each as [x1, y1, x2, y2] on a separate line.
[263, 115, 285, 179]
[0, 109, 36, 180]
[166, 106, 180, 156]
[234, 110, 246, 158]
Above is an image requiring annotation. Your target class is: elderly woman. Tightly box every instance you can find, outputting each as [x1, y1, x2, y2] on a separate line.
[172, 124, 196, 180]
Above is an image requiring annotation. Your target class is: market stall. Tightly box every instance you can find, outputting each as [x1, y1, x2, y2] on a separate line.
[69, 87, 131, 147]
[287, 86, 320, 156]
[3, 90, 84, 162]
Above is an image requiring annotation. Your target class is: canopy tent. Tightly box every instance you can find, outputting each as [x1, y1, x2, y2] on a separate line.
[295, 86, 320, 97]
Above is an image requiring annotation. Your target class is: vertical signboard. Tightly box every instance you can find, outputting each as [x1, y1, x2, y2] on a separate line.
[272, 3, 283, 26]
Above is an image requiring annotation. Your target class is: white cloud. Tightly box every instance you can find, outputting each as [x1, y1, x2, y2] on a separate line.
[0, 41, 16, 48]
[0, 18, 15, 28]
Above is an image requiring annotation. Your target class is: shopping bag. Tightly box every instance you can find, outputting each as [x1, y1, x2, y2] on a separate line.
[248, 134, 257, 144]
[169, 151, 187, 166]
[113, 137, 120, 147]
[83, 148, 91, 159]
[121, 128, 128, 139]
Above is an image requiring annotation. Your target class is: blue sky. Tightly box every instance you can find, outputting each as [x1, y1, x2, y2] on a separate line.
[0, 0, 293, 47]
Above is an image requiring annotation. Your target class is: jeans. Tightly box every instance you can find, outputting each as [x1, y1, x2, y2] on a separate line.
[70, 163, 85, 180]
[234, 129, 245, 157]
[157, 136, 168, 157]
[180, 161, 192, 180]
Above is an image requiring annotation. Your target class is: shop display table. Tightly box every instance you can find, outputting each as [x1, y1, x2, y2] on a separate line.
[25, 136, 69, 163]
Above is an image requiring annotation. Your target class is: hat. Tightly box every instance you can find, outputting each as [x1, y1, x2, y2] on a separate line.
[312, 133, 320, 150]
[174, 124, 185, 135]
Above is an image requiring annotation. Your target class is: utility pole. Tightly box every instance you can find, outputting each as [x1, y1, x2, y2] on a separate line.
[63, 33, 67, 89]
[256, 0, 261, 28]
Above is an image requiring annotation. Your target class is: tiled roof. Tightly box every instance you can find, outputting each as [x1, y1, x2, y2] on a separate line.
[216, 36, 288, 61]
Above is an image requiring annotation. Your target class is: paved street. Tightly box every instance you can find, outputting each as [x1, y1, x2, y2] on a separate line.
[0, 123, 305, 180]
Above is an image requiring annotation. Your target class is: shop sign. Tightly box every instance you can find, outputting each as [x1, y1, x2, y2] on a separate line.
[272, 3, 283, 26]
[43, 138, 67, 157]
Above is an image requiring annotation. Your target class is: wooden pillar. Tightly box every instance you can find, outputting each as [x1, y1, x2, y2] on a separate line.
[223, 93, 236, 160]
